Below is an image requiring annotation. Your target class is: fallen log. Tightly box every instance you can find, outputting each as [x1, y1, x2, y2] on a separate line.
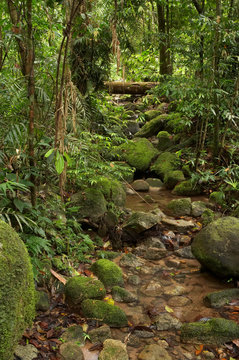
[104, 81, 159, 94]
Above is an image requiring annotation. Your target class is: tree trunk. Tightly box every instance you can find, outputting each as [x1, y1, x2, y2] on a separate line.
[157, 1, 168, 75]
[105, 81, 159, 94]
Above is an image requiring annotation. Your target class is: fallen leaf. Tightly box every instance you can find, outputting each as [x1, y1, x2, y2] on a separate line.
[50, 269, 66, 285]
[195, 344, 204, 355]
[165, 305, 174, 313]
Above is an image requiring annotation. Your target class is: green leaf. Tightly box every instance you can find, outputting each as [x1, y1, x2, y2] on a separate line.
[45, 148, 54, 158]
[13, 198, 25, 213]
[55, 153, 65, 174]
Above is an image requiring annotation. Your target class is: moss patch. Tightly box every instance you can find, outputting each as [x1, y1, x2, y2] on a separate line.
[81, 299, 128, 327]
[204, 288, 239, 309]
[164, 170, 185, 189]
[172, 179, 202, 196]
[0, 220, 35, 360]
[156, 131, 172, 151]
[65, 276, 106, 307]
[151, 152, 180, 180]
[135, 114, 168, 137]
[97, 177, 126, 207]
[91, 259, 124, 288]
[167, 198, 192, 217]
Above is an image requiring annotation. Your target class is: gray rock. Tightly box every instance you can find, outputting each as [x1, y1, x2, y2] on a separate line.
[120, 253, 145, 269]
[35, 290, 50, 312]
[138, 344, 172, 360]
[145, 178, 164, 187]
[134, 245, 167, 260]
[154, 313, 182, 330]
[131, 180, 150, 192]
[168, 296, 192, 307]
[61, 325, 85, 344]
[167, 198, 192, 217]
[192, 217, 239, 277]
[123, 211, 159, 235]
[174, 246, 195, 259]
[143, 236, 166, 249]
[191, 201, 208, 217]
[128, 275, 141, 286]
[99, 339, 128, 360]
[59, 342, 84, 360]
[162, 217, 195, 233]
[14, 345, 38, 360]
[88, 324, 111, 344]
[204, 288, 239, 308]
[112, 286, 138, 303]
[140, 281, 163, 297]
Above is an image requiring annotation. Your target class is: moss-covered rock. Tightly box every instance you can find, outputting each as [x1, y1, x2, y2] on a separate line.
[123, 211, 159, 236]
[99, 339, 128, 360]
[191, 217, 239, 277]
[191, 201, 208, 217]
[35, 290, 50, 312]
[209, 191, 226, 207]
[81, 299, 128, 327]
[180, 318, 239, 345]
[144, 109, 163, 121]
[167, 198, 192, 217]
[97, 177, 126, 207]
[61, 325, 85, 344]
[111, 286, 137, 303]
[131, 179, 149, 192]
[59, 342, 84, 360]
[96, 250, 120, 260]
[70, 188, 107, 222]
[116, 138, 158, 172]
[65, 276, 106, 308]
[172, 179, 202, 196]
[204, 288, 239, 308]
[135, 114, 168, 137]
[91, 259, 124, 288]
[150, 152, 180, 180]
[0, 220, 35, 360]
[145, 178, 163, 187]
[164, 170, 185, 189]
[201, 208, 216, 226]
[156, 131, 172, 151]
[88, 324, 111, 344]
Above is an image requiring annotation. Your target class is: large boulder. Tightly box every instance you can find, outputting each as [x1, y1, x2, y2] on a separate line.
[0, 220, 35, 360]
[116, 138, 158, 172]
[172, 179, 202, 196]
[70, 188, 107, 222]
[191, 217, 239, 277]
[123, 211, 159, 236]
[167, 198, 192, 217]
[150, 152, 180, 180]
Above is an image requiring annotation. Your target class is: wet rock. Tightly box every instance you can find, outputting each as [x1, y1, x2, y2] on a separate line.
[126, 188, 135, 195]
[123, 211, 159, 236]
[172, 179, 202, 196]
[134, 329, 154, 338]
[134, 245, 167, 260]
[116, 138, 159, 172]
[88, 324, 111, 344]
[144, 194, 155, 203]
[167, 198, 192, 217]
[204, 288, 239, 308]
[165, 259, 181, 268]
[70, 188, 107, 222]
[138, 344, 172, 360]
[191, 217, 239, 277]
[128, 275, 141, 286]
[191, 201, 208, 217]
[99, 339, 128, 360]
[131, 180, 149, 192]
[145, 178, 163, 187]
[140, 281, 163, 297]
[112, 286, 138, 303]
[127, 334, 141, 347]
[35, 290, 50, 312]
[164, 170, 185, 190]
[120, 253, 145, 269]
[81, 299, 128, 328]
[154, 313, 182, 330]
[14, 344, 38, 360]
[59, 342, 84, 360]
[125, 306, 151, 325]
[181, 318, 239, 345]
[174, 246, 195, 259]
[144, 236, 166, 249]
[65, 276, 106, 308]
[164, 285, 188, 296]
[151, 208, 166, 220]
[178, 235, 191, 246]
[162, 218, 195, 233]
[167, 296, 192, 307]
[61, 325, 85, 344]
[91, 259, 124, 289]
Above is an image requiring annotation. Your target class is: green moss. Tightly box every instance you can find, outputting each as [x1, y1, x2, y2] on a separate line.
[151, 152, 180, 180]
[164, 170, 185, 189]
[144, 109, 162, 121]
[97, 177, 126, 207]
[172, 179, 202, 196]
[156, 131, 172, 151]
[65, 276, 106, 307]
[209, 191, 226, 207]
[201, 209, 215, 226]
[204, 289, 239, 308]
[181, 318, 239, 345]
[0, 220, 35, 360]
[96, 250, 120, 260]
[70, 188, 107, 221]
[167, 198, 192, 217]
[91, 259, 124, 288]
[81, 299, 128, 327]
[135, 114, 169, 137]
[35, 290, 50, 312]
[117, 138, 159, 172]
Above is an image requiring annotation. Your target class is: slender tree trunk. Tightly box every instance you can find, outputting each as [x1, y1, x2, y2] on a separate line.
[157, 1, 168, 75]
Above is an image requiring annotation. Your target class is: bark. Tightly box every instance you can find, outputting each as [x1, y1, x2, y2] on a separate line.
[157, 2, 168, 75]
[192, 0, 205, 78]
[104, 81, 159, 94]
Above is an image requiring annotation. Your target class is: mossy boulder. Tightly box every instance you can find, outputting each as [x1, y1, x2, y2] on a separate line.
[156, 131, 172, 151]
[99, 339, 128, 360]
[209, 191, 226, 207]
[144, 109, 163, 121]
[150, 152, 180, 180]
[201, 208, 216, 226]
[70, 188, 107, 222]
[112, 286, 137, 303]
[172, 179, 202, 196]
[145, 178, 163, 187]
[135, 114, 168, 137]
[116, 138, 159, 172]
[191, 217, 239, 277]
[91, 259, 124, 288]
[204, 288, 239, 309]
[123, 211, 159, 236]
[181, 318, 239, 345]
[65, 276, 106, 308]
[164, 170, 185, 189]
[167, 198, 192, 217]
[35, 290, 50, 312]
[81, 299, 128, 327]
[0, 220, 35, 360]
[88, 324, 111, 343]
[61, 325, 85, 344]
[131, 179, 149, 192]
[97, 177, 126, 207]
